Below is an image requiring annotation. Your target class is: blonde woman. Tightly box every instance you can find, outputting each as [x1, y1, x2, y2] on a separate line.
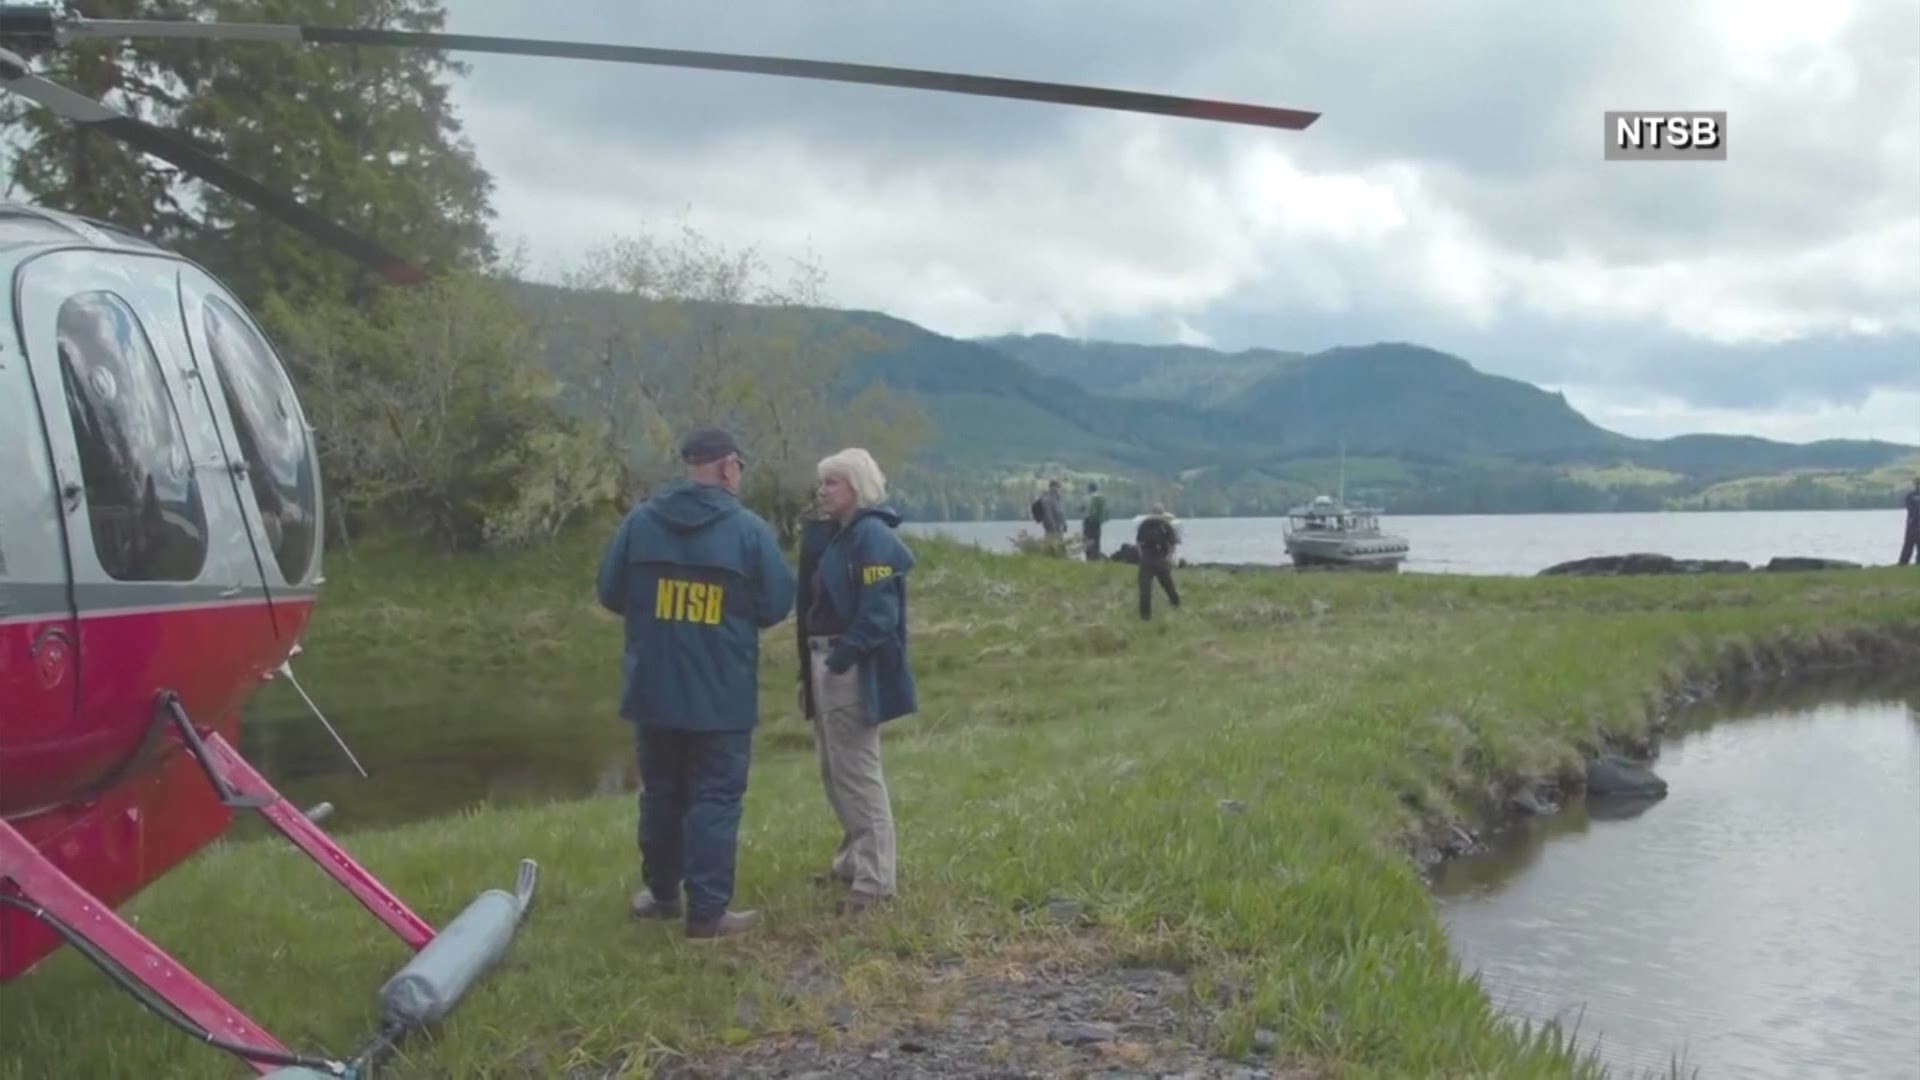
[793, 448, 917, 914]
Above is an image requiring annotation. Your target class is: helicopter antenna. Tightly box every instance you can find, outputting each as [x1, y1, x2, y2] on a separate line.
[277, 658, 370, 780]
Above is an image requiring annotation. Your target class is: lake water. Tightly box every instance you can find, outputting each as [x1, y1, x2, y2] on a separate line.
[1430, 676, 1920, 1079]
[905, 509, 1913, 576]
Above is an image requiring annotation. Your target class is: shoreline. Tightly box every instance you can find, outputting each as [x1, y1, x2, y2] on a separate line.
[1403, 624, 1920, 876]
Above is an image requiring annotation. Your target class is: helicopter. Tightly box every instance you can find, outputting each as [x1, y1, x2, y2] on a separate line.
[0, 4, 1319, 1076]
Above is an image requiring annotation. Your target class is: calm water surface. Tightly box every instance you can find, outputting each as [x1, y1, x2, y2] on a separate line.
[908, 509, 1912, 576]
[1431, 677, 1920, 1079]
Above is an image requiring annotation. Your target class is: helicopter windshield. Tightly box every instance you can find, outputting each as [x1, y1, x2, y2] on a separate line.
[201, 296, 317, 585]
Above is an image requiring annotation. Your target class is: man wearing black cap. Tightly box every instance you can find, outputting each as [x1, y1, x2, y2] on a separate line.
[596, 427, 796, 939]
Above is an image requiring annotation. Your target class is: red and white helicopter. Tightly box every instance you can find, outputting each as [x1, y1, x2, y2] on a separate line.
[0, 5, 1318, 1075]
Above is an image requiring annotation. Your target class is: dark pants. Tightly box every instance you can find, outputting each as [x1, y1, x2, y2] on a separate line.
[635, 725, 753, 923]
[1138, 556, 1179, 619]
[1084, 522, 1103, 560]
[1902, 522, 1919, 566]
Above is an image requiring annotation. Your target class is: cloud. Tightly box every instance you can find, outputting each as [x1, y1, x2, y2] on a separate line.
[441, 0, 1920, 445]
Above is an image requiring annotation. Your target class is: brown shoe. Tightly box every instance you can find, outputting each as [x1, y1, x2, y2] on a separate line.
[630, 889, 681, 920]
[686, 909, 760, 940]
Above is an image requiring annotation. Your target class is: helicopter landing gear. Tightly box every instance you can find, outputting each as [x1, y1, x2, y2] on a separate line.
[157, 691, 272, 810]
[157, 691, 437, 950]
[0, 699, 448, 1075]
[0, 816, 340, 1075]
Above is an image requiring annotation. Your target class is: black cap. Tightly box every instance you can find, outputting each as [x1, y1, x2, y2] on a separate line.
[679, 427, 742, 465]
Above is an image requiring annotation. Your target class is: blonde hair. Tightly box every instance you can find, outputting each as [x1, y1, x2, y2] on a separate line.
[817, 447, 887, 508]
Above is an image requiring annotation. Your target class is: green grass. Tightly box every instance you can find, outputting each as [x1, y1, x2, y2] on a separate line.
[5, 526, 1918, 1079]
[1674, 453, 1920, 508]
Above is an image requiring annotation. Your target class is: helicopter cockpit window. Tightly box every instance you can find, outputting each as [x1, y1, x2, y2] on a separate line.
[202, 296, 316, 585]
[55, 292, 210, 582]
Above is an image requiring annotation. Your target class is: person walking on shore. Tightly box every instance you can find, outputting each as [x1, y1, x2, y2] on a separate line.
[596, 428, 796, 939]
[1902, 476, 1920, 566]
[1135, 505, 1181, 620]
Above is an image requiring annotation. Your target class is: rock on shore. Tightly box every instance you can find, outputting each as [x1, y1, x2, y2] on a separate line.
[1539, 553, 1862, 577]
[1585, 755, 1669, 798]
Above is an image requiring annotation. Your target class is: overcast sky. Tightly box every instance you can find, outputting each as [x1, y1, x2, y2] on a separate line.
[442, 0, 1919, 446]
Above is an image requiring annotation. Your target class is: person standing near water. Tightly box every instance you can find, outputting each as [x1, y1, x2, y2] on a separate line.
[596, 427, 796, 939]
[1082, 481, 1108, 561]
[1902, 476, 1920, 566]
[797, 447, 918, 915]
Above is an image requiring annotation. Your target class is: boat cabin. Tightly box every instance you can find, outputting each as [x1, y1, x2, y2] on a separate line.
[1286, 494, 1384, 535]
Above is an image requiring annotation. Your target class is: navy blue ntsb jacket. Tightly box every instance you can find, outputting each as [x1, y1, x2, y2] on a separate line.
[596, 480, 796, 732]
[805, 506, 918, 725]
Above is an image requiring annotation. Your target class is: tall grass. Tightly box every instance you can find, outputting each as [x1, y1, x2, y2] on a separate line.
[4, 526, 1915, 1078]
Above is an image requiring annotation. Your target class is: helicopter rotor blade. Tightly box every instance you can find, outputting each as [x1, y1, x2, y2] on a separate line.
[41, 15, 1320, 131]
[0, 43, 427, 283]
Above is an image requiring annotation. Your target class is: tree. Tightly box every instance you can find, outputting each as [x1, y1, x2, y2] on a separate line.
[552, 220, 934, 545]
[172, 0, 496, 305]
[2, 0, 495, 307]
[263, 272, 623, 551]
[1, 0, 203, 241]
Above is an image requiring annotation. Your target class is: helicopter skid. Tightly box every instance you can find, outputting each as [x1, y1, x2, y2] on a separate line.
[0, 814, 292, 1067]
[0, 730, 437, 1075]
[198, 733, 436, 950]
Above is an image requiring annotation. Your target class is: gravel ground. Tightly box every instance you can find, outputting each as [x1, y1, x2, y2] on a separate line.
[654, 963, 1325, 1080]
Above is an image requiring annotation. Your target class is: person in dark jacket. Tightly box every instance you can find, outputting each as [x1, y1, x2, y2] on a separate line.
[596, 427, 796, 939]
[1135, 505, 1181, 620]
[796, 447, 917, 914]
[1039, 480, 1068, 554]
[795, 497, 836, 720]
[1902, 476, 1920, 566]
[1082, 481, 1107, 561]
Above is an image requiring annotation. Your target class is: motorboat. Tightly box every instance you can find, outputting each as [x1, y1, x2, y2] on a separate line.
[1282, 494, 1409, 570]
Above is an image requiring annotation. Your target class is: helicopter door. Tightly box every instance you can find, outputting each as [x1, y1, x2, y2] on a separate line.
[174, 265, 322, 641]
[14, 250, 280, 792]
[0, 271, 82, 816]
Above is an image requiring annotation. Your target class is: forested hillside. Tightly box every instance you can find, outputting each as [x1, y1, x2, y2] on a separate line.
[515, 287, 1920, 520]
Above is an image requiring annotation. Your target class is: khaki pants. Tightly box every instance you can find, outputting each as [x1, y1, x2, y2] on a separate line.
[806, 636, 897, 898]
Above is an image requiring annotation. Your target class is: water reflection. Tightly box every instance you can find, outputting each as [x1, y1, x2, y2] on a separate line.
[233, 677, 638, 834]
[1432, 677, 1920, 1078]
[234, 667, 826, 834]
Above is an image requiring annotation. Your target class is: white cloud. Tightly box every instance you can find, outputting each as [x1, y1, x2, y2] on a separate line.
[445, 0, 1920, 443]
[1171, 318, 1214, 347]
[1566, 385, 1920, 446]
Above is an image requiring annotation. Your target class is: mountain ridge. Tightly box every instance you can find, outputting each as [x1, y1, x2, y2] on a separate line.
[502, 280, 1919, 519]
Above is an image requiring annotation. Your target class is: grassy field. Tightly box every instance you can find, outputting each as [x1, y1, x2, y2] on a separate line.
[5, 526, 1919, 1079]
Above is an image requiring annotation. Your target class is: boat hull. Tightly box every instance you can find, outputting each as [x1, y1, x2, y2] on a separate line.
[1284, 536, 1409, 571]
